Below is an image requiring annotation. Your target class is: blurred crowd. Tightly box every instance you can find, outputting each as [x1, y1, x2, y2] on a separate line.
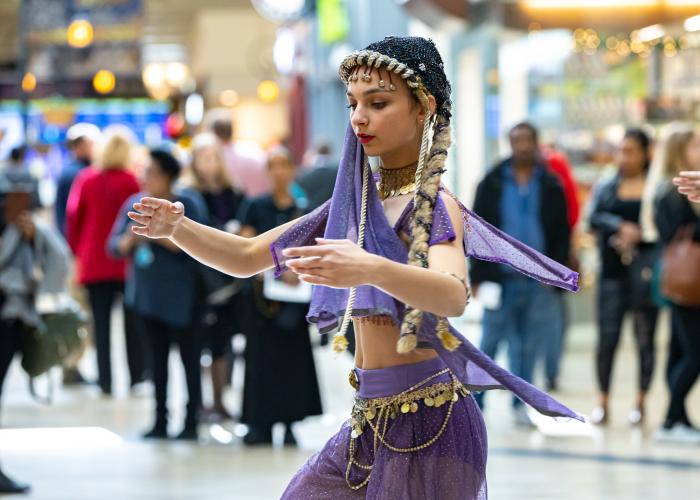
[1, 113, 699, 494]
[471, 121, 700, 444]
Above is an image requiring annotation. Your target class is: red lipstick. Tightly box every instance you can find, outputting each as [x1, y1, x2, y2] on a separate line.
[357, 133, 375, 144]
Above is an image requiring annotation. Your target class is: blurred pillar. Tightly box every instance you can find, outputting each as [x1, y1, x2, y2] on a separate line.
[288, 74, 309, 165]
[449, 24, 500, 205]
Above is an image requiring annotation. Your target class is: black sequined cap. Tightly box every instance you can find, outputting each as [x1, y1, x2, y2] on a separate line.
[339, 36, 452, 120]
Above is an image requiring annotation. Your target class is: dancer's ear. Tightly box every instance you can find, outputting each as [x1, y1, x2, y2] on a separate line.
[417, 94, 437, 124]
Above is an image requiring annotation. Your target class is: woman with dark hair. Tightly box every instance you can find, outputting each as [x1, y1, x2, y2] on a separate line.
[589, 128, 660, 426]
[110, 149, 206, 440]
[128, 37, 580, 498]
[236, 146, 322, 446]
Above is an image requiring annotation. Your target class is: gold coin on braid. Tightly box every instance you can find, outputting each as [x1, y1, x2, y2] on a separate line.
[338, 39, 463, 354]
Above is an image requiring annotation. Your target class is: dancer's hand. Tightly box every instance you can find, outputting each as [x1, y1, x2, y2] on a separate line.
[128, 197, 185, 238]
[283, 238, 380, 288]
[673, 171, 700, 202]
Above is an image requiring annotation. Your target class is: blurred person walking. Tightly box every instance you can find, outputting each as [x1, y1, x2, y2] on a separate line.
[236, 146, 322, 446]
[206, 110, 270, 198]
[652, 127, 700, 444]
[541, 144, 580, 390]
[54, 123, 100, 236]
[0, 172, 71, 495]
[110, 150, 206, 440]
[185, 133, 245, 421]
[0, 147, 40, 209]
[54, 123, 100, 386]
[297, 143, 337, 212]
[65, 127, 146, 395]
[471, 122, 571, 426]
[588, 128, 659, 426]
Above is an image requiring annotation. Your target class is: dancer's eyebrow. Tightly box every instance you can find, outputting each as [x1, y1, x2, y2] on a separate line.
[346, 88, 390, 98]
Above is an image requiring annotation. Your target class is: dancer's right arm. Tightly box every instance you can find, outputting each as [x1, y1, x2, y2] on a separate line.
[128, 197, 295, 278]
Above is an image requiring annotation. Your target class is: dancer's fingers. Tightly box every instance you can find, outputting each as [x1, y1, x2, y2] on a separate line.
[298, 274, 331, 285]
[133, 203, 155, 216]
[287, 256, 323, 271]
[128, 212, 151, 225]
[283, 245, 331, 258]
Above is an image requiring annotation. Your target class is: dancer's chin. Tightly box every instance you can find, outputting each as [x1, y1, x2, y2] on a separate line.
[360, 143, 381, 155]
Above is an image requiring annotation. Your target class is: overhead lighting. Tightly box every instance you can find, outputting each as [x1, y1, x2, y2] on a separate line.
[185, 93, 204, 126]
[165, 62, 188, 88]
[257, 80, 279, 103]
[142, 63, 165, 88]
[21, 72, 36, 93]
[273, 27, 295, 75]
[219, 89, 239, 107]
[522, 0, 657, 8]
[637, 24, 665, 42]
[67, 19, 94, 48]
[667, 0, 700, 6]
[93, 69, 116, 94]
[684, 14, 700, 32]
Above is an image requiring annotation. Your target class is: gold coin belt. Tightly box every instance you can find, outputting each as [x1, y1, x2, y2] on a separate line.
[344, 368, 471, 490]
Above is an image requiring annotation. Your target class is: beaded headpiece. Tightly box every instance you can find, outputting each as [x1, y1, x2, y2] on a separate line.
[339, 36, 452, 120]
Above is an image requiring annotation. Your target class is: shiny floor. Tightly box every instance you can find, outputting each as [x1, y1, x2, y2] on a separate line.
[1, 291, 698, 499]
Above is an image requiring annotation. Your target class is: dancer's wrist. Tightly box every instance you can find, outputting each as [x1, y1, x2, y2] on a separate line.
[365, 254, 389, 287]
[170, 216, 186, 242]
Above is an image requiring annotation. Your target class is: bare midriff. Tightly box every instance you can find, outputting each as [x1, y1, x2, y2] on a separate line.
[352, 315, 438, 369]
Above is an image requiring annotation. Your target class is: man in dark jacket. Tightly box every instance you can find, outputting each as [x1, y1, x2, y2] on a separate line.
[471, 122, 570, 425]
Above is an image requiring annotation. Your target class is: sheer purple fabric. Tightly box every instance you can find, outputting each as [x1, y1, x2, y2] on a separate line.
[281, 358, 488, 499]
[269, 123, 582, 422]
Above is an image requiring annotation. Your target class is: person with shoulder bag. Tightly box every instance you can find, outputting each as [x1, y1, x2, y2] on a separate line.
[653, 130, 700, 444]
[588, 129, 660, 426]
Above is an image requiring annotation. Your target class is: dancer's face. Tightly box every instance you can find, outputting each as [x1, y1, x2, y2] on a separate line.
[346, 67, 431, 167]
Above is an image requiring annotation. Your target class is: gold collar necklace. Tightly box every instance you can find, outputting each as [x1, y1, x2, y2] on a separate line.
[377, 161, 418, 200]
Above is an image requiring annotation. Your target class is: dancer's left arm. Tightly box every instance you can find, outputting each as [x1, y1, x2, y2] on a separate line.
[284, 194, 468, 318]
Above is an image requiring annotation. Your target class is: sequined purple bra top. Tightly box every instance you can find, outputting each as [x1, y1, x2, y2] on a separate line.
[270, 123, 582, 422]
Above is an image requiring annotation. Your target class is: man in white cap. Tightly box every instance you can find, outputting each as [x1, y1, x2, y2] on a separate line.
[55, 123, 100, 235]
[54, 123, 99, 386]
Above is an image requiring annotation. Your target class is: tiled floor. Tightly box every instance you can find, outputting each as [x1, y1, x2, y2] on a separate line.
[1, 291, 698, 499]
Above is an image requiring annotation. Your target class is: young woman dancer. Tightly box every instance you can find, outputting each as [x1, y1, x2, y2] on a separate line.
[128, 37, 581, 499]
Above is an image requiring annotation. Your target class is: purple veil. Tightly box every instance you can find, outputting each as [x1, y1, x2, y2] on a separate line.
[271, 123, 582, 421]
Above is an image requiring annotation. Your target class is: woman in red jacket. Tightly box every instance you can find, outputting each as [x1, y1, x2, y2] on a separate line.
[66, 127, 145, 395]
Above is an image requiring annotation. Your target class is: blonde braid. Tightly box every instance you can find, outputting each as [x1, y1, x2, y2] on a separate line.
[397, 108, 456, 353]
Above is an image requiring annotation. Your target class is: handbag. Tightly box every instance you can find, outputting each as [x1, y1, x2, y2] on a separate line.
[21, 308, 86, 378]
[661, 226, 700, 306]
[625, 244, 661, 308]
